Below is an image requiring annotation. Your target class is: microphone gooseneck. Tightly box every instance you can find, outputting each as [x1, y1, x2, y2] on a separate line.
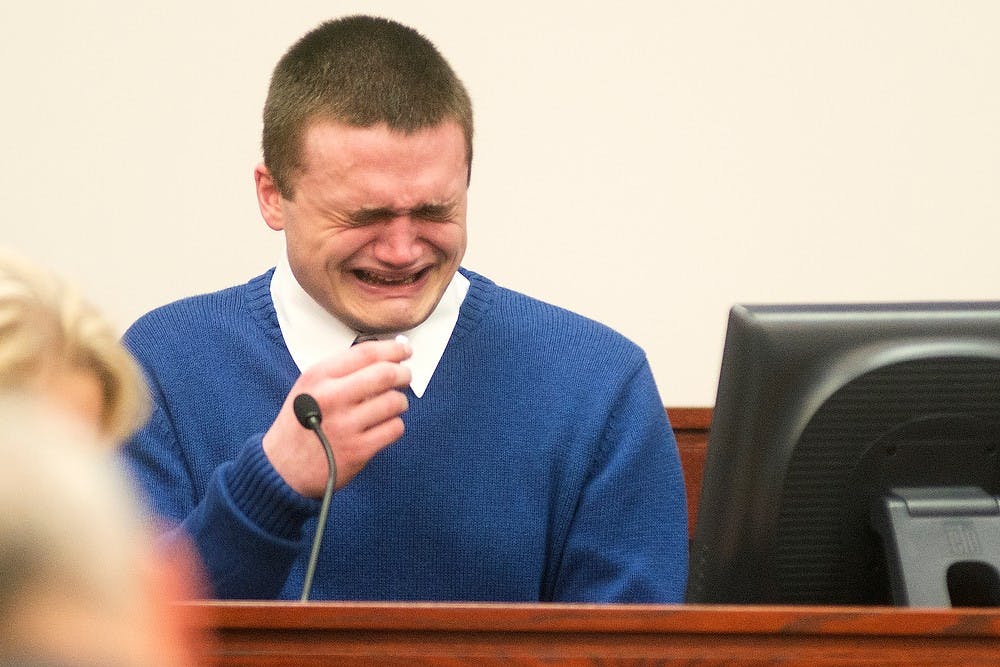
[293, 392, 337, 602]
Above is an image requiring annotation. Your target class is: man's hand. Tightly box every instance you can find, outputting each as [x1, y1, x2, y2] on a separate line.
[262, 338, 412, 497]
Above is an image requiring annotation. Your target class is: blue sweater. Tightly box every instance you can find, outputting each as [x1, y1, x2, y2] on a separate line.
[122, 268, 688, 602]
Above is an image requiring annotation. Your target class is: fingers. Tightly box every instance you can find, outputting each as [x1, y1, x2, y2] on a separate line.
[352, 415, 406, 453]
[325, 387, 409, 436]
[263, 338, 413, 497]
[314, 359, 411, 407]
[302, 338, 411, 411]
[305, 388, 407, 492]
[305, 338, 412, 381]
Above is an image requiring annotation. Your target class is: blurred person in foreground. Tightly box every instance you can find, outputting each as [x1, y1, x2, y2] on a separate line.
[0, 397, 199, 666]
[121, 15, 688, 602]
[0, 250, 205, 664]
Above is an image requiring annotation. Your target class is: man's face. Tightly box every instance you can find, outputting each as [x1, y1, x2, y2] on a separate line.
[257, 120, 469, 334]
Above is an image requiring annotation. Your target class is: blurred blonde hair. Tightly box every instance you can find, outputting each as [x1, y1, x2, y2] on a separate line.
[0, 249, 150, 442]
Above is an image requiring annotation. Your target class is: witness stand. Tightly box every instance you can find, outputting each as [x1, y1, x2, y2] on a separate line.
[180, 409, 1000, 666]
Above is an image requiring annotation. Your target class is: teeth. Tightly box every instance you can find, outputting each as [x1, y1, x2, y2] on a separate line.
[357, 270, 420, 285]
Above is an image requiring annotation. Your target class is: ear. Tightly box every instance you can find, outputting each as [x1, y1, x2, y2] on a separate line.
[254, 163, 286, 231]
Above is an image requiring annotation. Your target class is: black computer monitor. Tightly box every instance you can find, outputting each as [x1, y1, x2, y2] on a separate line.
[686, 302, 1000, 606]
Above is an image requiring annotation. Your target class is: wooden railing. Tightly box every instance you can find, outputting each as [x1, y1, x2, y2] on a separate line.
[666, 407, 710, 536]
[181, 600, 1000, 665]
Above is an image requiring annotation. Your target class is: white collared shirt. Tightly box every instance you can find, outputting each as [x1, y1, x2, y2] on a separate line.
[269, 252, 469, 398]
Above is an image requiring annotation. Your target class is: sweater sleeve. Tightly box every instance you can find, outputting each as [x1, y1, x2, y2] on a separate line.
[548, 359, 689, 603]
[122, 403, 320, 599]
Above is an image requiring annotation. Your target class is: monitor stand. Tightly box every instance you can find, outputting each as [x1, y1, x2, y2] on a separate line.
[873, 486, 1000, 607]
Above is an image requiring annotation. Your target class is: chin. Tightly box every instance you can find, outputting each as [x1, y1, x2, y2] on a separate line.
[340, 289, 443, 333]
[353, 310, 429, 335]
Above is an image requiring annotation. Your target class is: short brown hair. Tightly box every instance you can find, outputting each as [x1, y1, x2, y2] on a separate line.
[262, 15, 474, 199]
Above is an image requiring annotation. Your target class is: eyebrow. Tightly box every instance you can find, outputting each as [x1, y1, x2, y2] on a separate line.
[348, 207, 396, 225]
[348, 202, 457, 225]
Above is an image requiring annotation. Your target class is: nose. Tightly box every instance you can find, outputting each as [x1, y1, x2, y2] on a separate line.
[372, 215, 421, 267]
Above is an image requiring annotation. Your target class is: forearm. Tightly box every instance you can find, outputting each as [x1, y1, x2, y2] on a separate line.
[180, 438, 319, 598]
[126, 421, 319, 599]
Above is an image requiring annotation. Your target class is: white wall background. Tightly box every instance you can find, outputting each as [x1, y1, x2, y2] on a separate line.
[2, 2, 998, 406]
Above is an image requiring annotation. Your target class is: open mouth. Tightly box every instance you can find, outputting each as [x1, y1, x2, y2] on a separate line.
[353, 267, 430, 287]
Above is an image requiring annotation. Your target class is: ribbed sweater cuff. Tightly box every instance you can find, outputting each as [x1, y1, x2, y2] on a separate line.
[225, 438, 320, 541]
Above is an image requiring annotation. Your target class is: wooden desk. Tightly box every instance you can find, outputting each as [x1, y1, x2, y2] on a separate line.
[182, 600, 1000, 665]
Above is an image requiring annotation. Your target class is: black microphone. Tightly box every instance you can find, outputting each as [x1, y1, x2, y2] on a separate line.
[292, 393, 337, 602]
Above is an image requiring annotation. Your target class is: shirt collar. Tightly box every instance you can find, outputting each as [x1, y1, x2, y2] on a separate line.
[269, 252, 469, 398]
